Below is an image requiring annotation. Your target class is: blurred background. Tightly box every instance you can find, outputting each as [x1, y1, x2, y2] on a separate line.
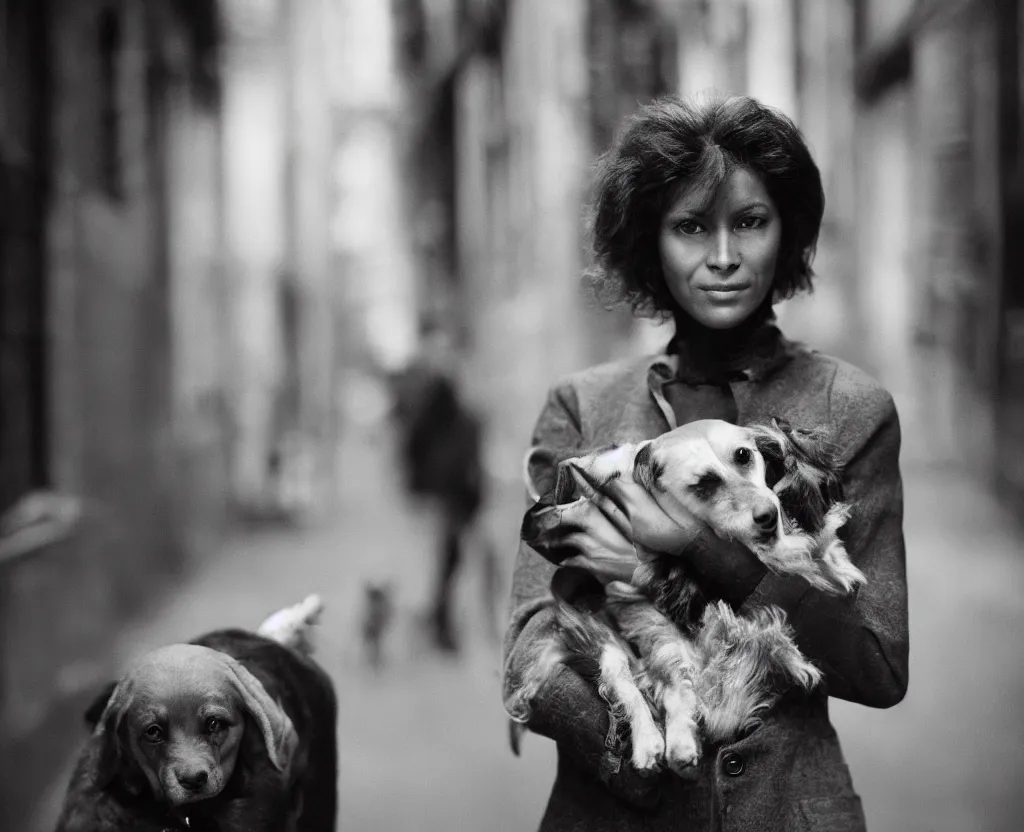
[3, 0, 1024, 830]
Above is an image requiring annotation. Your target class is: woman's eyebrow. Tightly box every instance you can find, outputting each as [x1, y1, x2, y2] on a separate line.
[665, 200, 771, 220]
[665, 204, 710, 220]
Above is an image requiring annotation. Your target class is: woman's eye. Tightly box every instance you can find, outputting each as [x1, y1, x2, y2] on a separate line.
[144, 725, 164, 743]
[206, 718, 225, 734]
[675, 219, 704, 235]
[737, 216, 766, 230]
[734, 447, 752, 465]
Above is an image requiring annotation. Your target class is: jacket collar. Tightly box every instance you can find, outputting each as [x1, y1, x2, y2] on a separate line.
[644, 317, 798, 430]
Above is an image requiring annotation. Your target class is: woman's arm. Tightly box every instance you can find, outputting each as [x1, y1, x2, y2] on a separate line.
[502, 384, 663, 808]
[737, 386, 909, 708]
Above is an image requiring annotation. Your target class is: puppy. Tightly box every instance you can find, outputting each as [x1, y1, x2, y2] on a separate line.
[55, 596, 337, 832]
[505, 418, 865, 777]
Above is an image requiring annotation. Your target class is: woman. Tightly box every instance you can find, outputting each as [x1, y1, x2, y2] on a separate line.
[502, 94, 908, 831]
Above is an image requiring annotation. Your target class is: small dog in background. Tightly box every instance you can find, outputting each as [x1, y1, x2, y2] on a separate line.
[361, 581, 395, 669]
[506, 418, 865, 776]
[56, 595, 336, 832]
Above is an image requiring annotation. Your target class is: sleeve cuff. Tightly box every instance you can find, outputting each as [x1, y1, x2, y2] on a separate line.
[737, 569, 812, 618]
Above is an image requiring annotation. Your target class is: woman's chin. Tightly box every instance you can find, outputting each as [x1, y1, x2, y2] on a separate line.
[690, 305, 757, 330]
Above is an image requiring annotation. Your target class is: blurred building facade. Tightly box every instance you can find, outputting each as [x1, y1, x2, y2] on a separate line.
[393, 0, 1024, 514]
[851, 0, 1023, 503]
[0, 0, 355, 825]
[1, 2, 225, 824]
[394, 0, 680, 479]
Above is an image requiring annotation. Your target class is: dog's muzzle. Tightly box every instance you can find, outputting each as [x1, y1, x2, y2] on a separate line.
[753, 501, 779, 535]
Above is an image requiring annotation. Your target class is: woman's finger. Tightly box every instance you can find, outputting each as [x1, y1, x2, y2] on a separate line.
[599, 478, 702, 555]
[561, 534, 638, 584]
[590, 490, 633, 539]
[596, 476, 650, 517]
[557, 497, 632, 553]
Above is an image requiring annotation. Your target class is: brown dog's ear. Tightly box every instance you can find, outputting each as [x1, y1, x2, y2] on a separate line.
[222, 658, 299, 777]
[751, 418, 845, 532]
[83, 680, 118, 729]
[93, 679, 146, 795]
[751, 425, 787, 489]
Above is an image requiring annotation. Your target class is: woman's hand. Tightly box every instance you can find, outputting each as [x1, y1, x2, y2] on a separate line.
[523, 461, 647, 584]
[522, 489, 639, 584]
[596, 476, 769, 605]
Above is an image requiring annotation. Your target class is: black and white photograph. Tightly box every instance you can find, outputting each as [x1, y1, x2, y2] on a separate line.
[2, 0, 1024, 830]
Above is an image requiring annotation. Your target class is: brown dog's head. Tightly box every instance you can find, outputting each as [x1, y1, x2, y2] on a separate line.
[93, 644, 298, 808]
[627, 420, 784, 551]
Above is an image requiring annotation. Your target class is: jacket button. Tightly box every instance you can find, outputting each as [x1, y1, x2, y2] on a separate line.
[722, 751, 745, 776]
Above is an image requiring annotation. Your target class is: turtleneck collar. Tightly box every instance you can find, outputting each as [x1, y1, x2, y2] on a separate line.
[665, 303, 797, 385]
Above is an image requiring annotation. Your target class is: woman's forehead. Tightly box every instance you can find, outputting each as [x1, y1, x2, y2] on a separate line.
[666, 166, 772, 216]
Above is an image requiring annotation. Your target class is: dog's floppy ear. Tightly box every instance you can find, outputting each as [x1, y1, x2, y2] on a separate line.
[93, 678, 146, 795]
[524, 443, 624, 507]
[523, 446, 557, 504]
[222, 657, 299, 776]
[751, 426, 787, 488]
[523, 445, 584, 506]
[751, 418, 845, 531]
[83, 680, 118, 730]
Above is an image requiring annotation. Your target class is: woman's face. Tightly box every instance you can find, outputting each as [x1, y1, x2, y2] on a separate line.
[658, 166, 781, 330]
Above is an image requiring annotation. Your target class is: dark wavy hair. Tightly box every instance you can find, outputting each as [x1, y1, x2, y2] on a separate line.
[586, 93, 825, 318]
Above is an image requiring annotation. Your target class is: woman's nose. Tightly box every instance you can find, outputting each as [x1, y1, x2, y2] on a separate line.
[706, 229, 739, 271]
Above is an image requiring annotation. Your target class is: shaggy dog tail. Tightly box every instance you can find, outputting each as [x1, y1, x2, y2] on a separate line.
[257, 594, 325, 656]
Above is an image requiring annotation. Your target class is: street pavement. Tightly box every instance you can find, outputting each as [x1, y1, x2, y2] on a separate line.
[27, 286, 1024, 831]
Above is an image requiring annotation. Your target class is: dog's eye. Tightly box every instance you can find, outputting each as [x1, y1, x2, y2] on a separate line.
[143, 725, 164, 743]
[206, 717, 226, 734]
[734, 447, 753, 466]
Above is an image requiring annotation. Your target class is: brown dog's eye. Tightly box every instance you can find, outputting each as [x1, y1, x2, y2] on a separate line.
[143, 724, 164, 743]
[734, 447, 752, 466]
[206, 717, 226, 734]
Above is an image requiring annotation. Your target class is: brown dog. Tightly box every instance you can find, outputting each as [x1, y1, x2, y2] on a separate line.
[506, 418, 865, 776]
[55, 596, 336, 832]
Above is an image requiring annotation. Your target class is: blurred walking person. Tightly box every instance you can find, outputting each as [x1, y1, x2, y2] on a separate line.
[390, 321, 488, 653]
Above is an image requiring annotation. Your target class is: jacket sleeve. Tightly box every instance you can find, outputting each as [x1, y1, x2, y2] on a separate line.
[738, 384, 909, 708]
[502, 383, 663, 808]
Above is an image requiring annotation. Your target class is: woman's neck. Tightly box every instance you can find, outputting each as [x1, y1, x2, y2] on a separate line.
[668, 301, 788, 383]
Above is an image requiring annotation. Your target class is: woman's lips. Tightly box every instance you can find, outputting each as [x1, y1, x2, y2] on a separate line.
[701, 284, 750, 300]
[700, 284, 749, 293]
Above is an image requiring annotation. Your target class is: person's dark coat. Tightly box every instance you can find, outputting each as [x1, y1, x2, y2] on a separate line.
[503, 326, 908, 832]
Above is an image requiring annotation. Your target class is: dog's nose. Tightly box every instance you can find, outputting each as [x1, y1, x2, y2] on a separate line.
[753, 503, 778, 532]
[176, 770, 209, 791]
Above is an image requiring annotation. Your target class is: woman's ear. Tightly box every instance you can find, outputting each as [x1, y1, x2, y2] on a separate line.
[222, 659, 299, 777]
[93, 681, 145, 795]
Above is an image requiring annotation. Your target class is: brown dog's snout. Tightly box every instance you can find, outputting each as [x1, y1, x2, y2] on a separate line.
[176, 769, 209, 792]
[752, 500, 778, 533]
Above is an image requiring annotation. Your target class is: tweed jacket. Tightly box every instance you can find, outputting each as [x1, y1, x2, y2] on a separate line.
[502, 332, 909, 832]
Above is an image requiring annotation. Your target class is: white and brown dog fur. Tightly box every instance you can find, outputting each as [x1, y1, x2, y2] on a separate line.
[505, 418, 865, 777]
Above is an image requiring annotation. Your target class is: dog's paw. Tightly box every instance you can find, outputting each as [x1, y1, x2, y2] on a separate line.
[787, 656, 824, 691]
[664, 725, 701, 779]
[630, 721, 666, 772]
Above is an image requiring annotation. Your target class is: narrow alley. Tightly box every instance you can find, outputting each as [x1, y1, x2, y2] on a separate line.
[25, 307, 1024, 831]
[6, 2, 1024, 831]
